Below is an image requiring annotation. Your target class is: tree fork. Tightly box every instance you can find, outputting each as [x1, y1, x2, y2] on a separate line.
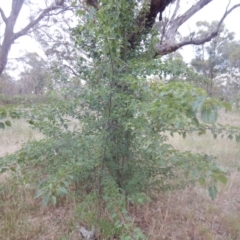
[0, 0, 68, 75]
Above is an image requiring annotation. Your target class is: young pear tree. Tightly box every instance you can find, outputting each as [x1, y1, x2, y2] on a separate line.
[2, 1, 240, 238]
[6, 0, 238, 202]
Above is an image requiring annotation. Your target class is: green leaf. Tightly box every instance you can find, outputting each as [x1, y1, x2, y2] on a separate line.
[57, 187, 68, 196]
[0, 122, 5, 129]
[214, 174, 227, 185]
[228, 134, 233, 140]
[35, 189, 45, 199]
[43, 193, 51, 206]
[0, 108, 7, 119]
[27, 119, 35, 125]
[200, 109, 210, 123]
[192, 96, 205, 111]
[51, 196, 57, 205]
[198, 178, 206, 186]
[5, 120, 11, 127]
[208, 185, 217, 200]
[201, 108, 218, 124]
[210, 166, 225, 172]
[10, 111, 20, 119]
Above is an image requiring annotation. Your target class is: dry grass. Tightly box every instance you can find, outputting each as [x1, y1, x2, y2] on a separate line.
[131, 172, 240, 239]
[0, 178, 79, 240]
[0, 119, 81, 240]
[130, 110, 240, 240]
[169, 110, 240, 169]
[1, 110, 240, 239]
[0, 119, 43, 158]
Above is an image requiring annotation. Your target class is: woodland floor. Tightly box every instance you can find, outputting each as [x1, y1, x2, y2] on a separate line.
[1, 110, 240, 239]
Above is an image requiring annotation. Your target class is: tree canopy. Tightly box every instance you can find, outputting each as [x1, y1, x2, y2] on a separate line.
[0, 0, 240, 75]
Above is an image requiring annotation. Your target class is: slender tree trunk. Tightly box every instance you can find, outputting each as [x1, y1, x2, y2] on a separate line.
[0, 0, 66, 75]
[0, 0, 24, 74]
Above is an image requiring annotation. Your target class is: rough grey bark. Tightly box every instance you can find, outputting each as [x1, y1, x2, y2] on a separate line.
[155, 1, 240, 55]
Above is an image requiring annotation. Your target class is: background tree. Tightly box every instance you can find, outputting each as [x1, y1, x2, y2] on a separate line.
[0, 71, 15, 95]
[32, 4, 79, 78]
[18, 52, 50, 95]
[217, 40, 240, 103]
[191, 21, 240, 102]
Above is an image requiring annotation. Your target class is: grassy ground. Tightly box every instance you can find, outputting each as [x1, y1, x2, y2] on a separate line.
[1, 111, 240, 239]
[0, 119, 43, 158]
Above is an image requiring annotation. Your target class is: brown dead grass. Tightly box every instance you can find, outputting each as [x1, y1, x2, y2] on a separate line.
[0, 119, 43, 157]
[0, 174, 80, 240]
[130, 110, 240, 240]
[131, 172, 240, 239]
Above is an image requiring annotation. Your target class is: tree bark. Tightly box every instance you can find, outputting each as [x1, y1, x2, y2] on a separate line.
[0, 0, 68, 75]
[155, 1, 240, 55]
[0, 0, 24, 75]
[85, 0, 240, 56]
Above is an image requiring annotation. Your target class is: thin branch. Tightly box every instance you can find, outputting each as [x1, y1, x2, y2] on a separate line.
[226, 0, 232, 11]
[171, 0, 180, 20]
[160, 18, 169, 45]
[179, 4, 240, 47]
[63, 64, 80, 77]
[13, 4, 70, 40]
[168, 0, 213, 37]
[156, 2, 240, 55]
[215, 3, 240, 33]
[43, 6, 74, 17]
[0, 8, 7, 23]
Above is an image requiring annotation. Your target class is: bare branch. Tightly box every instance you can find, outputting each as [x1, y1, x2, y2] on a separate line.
[171, 0, 180, 20]
[0, 8, 7, 23]
[214, 3, 240, 33]
[156, 3, 240, 55]
[13, 4, 70, 40]
[167, 0, 213, 38]
[40, 6, 74, 17]
[63, 64, 80, 77]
